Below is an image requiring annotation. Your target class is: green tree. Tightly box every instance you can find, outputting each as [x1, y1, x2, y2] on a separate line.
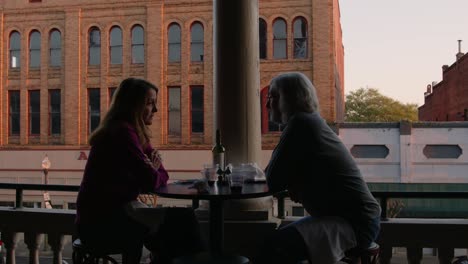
[345, 88, 418, 122]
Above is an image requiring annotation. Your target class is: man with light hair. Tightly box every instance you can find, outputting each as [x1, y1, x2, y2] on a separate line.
[258, 72, 381, 264]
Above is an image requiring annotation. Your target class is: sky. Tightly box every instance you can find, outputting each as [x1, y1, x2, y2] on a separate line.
[338, 0, 468, 106]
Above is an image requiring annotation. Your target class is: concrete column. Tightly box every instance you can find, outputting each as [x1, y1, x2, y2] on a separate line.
[213, 0, 262, 165]
[212, 0, 273, 220]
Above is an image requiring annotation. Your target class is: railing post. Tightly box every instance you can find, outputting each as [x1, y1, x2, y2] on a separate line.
[277, 195, 285, 219]
[48, 233, 65, 264]
[3, 231, 18, 264]
[380, 197, 388, 220]
[24, 232, 43, 264]
[15, 189, 23, 209]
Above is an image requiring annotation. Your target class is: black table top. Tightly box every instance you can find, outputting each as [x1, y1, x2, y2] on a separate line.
[154, 180, 272, 201]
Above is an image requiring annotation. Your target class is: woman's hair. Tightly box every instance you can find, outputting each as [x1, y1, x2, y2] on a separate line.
[89, 77, 158, 147]
[270, 72, 319, 120]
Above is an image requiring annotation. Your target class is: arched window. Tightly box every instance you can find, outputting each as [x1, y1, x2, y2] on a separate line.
[30, 30, 41, 68]
[131, 25, 144, 64]
[259, 18, 267, 59]
[9, 31, 21, 68]
[273, 18, 287, 59]
[261, 86, 283, 133]
[110, 26, 122, 65]
[293, 17, 308, 59]
[89, 27, 101, 65]
[49, 29, 62, 67]
[168, 23, 181, 62]
[190, 22, 204, 62]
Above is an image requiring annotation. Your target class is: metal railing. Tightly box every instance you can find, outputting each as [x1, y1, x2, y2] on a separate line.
[274, 190, 468, 220]
[0, 183, 80, 208]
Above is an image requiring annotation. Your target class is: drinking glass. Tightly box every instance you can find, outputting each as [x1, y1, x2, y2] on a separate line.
[228, 173, 244, 193]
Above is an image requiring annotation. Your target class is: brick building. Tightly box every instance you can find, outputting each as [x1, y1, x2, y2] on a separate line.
[419, 44, 468, 121]
[0, 0, 344, 148]
[0, 0, 344, 204]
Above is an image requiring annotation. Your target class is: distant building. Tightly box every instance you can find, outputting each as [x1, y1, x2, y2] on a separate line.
[419, 40, 468, 121]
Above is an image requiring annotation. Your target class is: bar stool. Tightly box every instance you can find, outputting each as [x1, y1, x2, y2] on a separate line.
[72, 238, 141, 264]
[341, 242, 380, 264]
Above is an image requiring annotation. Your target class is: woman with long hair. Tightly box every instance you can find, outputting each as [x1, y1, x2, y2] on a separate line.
[76, 78, 204, 263]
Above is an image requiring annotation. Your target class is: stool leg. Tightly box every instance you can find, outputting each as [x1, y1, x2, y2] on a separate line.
[72, 249, 83, 264]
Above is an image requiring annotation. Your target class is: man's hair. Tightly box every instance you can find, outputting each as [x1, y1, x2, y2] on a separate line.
[89, 77, 158, 147]
[270, 72, 319, 118]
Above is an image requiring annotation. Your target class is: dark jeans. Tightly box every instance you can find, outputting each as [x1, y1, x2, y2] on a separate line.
[350, 216, 381, 249]
[78, 207, 206, 264]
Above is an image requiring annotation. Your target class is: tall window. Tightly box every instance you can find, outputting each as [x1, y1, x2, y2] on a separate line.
[131, 25, 144, 64]
[110, 26, 123, 65]
[9, 91, 20, 135]
[190, 22, 204, 62]
[191, 86, 204, 133]
[29, 30, 41, 68]
[10, 31, 21, 68]
[261, 87, 282, 133]
[49, 90, 61, 135]
[168, 87, 181, 136]
[293, 17, 308, 59]
[29, 90, 40, 135]
[88, 89, 100, 133]
[168, 23, 181, 62]
[273, 18, 287, 59]
[259, 18, 267, 59]
[49, 29, 62, 67]
[108, 87, 117, 106]
[89, 27, 101, 65]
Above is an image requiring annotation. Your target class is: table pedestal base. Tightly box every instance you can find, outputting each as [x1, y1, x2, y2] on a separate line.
[173, 251, 250, 264]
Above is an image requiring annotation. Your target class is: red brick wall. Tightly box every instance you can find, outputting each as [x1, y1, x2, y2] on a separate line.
[419, 54, 468, 121]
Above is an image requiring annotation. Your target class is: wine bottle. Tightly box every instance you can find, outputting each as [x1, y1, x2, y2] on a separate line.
[212, 129, 225, 171]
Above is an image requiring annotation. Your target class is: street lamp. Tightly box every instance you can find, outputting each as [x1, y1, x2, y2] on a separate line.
[42, 155, 51, 184]
[42, 155, 52, 209]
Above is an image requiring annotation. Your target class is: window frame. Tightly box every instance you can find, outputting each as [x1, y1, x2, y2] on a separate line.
[109, 26, 123, 65]
[168, 23, 181, 63]
[293, 17, 308, 59]
[190, 86, 204, 134]
[28, 90, 41, 135]
[131, 25, 145, 64]
[9, 90, 20, 136]
[88, 88, 101, 134]
[88, 27, 101, 65]
[49, 89, 61, 135]
[190, 22, 204, 62]
[259, 18, 267, 59]
[9, 31, 21, 69]
[168, 86, 182, 136]
[261, 86, 282, 133]
[29, 30, 41, 68]
[49, 29, 62, 67]
[273, 18, 287, 59]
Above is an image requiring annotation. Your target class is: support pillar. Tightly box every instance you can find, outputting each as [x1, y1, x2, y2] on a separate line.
[213, 0, 262, 165]
[211, 1, 276, 260]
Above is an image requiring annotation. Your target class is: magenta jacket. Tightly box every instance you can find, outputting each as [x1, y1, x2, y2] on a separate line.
[76, 122, 169, 226]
